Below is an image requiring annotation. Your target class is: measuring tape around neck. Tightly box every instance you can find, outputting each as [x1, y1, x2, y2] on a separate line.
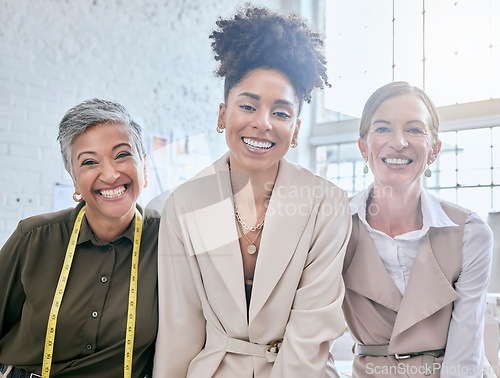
[41, 206, 143, 378]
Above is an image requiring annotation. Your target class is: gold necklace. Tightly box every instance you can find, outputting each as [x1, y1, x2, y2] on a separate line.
[228, 165, 265, 232]
[238, 221, 263, 254]
[234, 206, 265, 232]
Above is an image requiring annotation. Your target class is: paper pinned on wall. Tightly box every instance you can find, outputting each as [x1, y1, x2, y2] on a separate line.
[143, 131, 213, 212]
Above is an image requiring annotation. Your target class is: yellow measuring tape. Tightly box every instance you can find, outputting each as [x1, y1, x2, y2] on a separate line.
[125, 208, 142, 377]
[41, 206, 143, 378]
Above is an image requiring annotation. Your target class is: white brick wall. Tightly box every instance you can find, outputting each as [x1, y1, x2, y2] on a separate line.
[0, 0, 282, 246]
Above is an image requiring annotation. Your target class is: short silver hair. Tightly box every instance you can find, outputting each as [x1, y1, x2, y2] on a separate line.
[57, 99, 145, 177]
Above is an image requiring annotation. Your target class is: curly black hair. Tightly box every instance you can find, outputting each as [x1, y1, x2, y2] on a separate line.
[210, 4, 330, 109]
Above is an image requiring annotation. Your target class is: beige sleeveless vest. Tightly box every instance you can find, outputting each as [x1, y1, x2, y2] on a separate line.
[343, 200, 469, 377]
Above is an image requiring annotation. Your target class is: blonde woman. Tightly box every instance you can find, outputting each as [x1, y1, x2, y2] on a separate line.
[342, 82, 493, 377]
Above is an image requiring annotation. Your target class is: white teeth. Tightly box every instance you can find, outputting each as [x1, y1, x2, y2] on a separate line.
[243, 137, 273, 149]
[384, 158, 410, 165]
[99, 186, 126, 198]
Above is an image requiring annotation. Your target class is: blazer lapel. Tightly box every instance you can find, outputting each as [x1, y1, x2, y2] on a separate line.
[180, 153, 247, 318]
[344, 223, 402, 312]
[391, 234, 458, 341]
[249, 159, 317, 322]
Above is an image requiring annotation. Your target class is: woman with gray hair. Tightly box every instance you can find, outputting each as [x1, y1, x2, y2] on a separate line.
[0, 99, 159, 378]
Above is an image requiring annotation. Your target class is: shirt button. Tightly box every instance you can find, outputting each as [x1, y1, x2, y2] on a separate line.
[91, 311, 98, 318]
[107, 245, 113, 251]
[86, 344, 93, 350]
[101, 276, 108, 283]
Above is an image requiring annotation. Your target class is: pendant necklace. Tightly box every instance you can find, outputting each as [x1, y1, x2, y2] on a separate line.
[229, 164, 265, 254]
[237, 221, 263, 255]
[234, 205, 264, 254]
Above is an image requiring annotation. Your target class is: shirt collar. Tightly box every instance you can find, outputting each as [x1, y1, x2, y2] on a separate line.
[420, 189, 458, 229]
[349, 184, 372, 220]
[76, 203, 142, 245]
[350, 184, 457, 239]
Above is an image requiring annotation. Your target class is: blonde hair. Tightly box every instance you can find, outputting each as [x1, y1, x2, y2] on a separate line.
[359, 81, 439, 142]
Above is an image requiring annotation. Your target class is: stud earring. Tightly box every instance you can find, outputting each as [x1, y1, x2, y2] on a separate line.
[216, 124, 224, 133]
[363, 159, 369, 174]
[290, 138, 298, 148]
[73, 192, 83, 203]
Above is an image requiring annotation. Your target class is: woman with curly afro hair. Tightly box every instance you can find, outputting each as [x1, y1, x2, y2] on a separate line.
[154, 4, 351, 377]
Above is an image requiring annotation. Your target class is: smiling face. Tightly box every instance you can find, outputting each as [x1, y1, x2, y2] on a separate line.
[359, 94, 441, 191]
[70, 122, 146, 226]
[218, 68, 301, 175]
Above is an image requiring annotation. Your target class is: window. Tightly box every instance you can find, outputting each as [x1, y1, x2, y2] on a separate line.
[319, 0, 500, 120]
[315, 142, 373, 195]
[427, 127, 500, 217]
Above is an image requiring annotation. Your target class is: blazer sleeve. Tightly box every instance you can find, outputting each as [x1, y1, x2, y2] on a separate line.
[270, 187, 352, 378]
[153, 196, 206, 378]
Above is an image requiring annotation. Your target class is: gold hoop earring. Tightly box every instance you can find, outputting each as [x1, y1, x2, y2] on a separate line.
[73, 192, 83, 203]
[290, 138, 298, 148]
[216, 124, 224, 133]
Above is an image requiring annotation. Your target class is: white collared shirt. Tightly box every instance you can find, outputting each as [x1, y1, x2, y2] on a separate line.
[350, 186, 493, 378]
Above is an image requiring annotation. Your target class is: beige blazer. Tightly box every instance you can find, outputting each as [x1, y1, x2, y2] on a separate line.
[153, 152, 351, 378]
[343, 200, 468, 377]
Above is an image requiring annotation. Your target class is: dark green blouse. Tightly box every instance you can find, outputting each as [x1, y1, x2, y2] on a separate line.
[0, 202, 159, 378]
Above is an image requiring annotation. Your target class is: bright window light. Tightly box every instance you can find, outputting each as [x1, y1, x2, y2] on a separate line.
[324, 0, 500, 118]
